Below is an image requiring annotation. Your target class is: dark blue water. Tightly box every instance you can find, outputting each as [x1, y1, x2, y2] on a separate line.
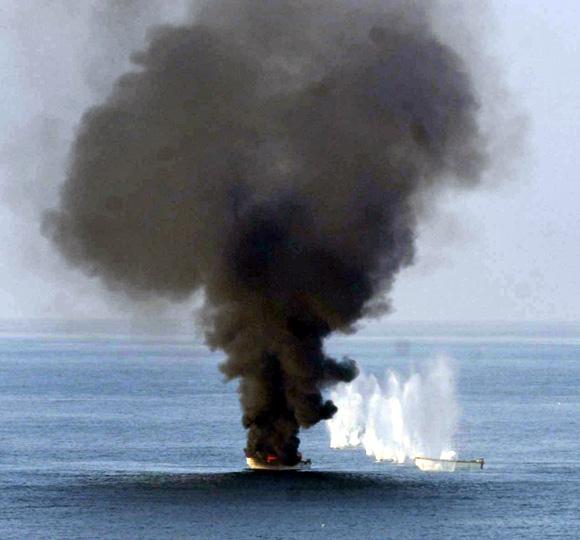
[1, 320, 578, 539]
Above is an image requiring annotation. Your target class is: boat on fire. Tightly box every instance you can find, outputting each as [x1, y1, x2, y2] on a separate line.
[246, 453, 312, 471]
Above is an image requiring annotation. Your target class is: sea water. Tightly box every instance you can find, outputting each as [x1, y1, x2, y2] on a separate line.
[0, 320, 578, 539]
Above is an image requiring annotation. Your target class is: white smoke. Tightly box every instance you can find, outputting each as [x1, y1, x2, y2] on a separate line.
[327, 356, 458, 463]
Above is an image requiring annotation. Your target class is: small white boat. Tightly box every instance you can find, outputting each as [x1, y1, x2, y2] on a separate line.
[413, 456, 484, 472]
[246, 456, 312, 471]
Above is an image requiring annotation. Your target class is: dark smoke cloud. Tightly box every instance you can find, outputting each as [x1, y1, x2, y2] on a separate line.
[44, 0, 488, 464]
[0, 0, 192, 318]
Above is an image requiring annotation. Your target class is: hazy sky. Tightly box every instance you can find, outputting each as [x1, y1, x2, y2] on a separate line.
[0, 1, 578, 322]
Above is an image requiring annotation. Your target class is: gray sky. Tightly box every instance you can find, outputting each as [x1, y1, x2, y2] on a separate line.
[0, 1, 578, 322]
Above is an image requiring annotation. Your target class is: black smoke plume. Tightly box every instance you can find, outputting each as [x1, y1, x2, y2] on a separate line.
[44, 0, 487, 464]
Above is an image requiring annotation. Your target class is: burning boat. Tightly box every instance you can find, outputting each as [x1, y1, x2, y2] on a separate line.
[245, 452, 311, 471]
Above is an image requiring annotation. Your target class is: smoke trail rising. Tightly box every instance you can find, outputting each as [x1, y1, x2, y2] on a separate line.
[44, 0, 488, 464]
[327, 357, 458, 463]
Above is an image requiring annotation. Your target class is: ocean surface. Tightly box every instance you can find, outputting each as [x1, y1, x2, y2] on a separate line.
[0, 319, 578, 539]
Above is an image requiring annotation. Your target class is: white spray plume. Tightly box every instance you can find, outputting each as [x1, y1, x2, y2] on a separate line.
[327, 356, 458, 463]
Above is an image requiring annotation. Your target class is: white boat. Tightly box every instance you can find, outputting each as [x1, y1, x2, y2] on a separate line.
[413, 456, 484, 472]
[246, 456, 312, 471]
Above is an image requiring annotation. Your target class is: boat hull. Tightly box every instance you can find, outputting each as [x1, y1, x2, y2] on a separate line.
[246, 457, 311, 471]
[413, 456, 484, 472]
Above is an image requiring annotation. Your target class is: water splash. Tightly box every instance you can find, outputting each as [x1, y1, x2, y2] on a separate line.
[327, 357, 458, 463]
